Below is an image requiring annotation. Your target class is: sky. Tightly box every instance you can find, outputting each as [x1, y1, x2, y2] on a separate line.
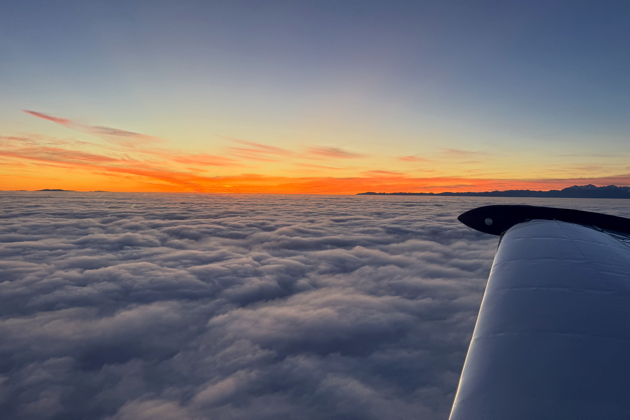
[2, 0, 630, 193]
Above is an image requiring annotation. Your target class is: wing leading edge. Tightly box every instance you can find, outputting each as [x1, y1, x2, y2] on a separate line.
[450, 207, 630, 419]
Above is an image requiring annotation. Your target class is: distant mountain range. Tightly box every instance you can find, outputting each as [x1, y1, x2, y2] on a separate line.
[359, 184, 630, 198]
[33, 189, 108, 192]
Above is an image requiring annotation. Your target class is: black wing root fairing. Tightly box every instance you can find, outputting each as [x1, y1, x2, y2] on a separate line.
[458, 205, 630, 236]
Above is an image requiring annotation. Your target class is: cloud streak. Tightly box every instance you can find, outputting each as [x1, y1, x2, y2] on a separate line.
[24, 110, 160, 145]
[172, 154, 241, 167]
[23, 110, 73, 126]
[227, 139, 294, 162]
[398, 155, 432, 163]
[307, 147, 365, 159]
[441, 149, 490, 159]
[363, 170, 405, 177]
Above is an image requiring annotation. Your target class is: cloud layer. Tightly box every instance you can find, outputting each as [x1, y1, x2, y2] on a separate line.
[2, 193, 627, 419]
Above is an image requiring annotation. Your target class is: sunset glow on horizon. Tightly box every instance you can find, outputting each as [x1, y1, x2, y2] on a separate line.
[3, 1, 630, 194]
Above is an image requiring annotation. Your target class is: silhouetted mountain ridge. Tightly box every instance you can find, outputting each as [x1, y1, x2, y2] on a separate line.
[359, 185, 630, 198]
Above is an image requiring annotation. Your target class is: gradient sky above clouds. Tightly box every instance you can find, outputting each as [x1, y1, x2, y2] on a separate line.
[2, 0, 630, 193]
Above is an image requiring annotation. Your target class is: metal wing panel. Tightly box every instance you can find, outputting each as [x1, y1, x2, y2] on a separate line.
[449, 220, 630, 420]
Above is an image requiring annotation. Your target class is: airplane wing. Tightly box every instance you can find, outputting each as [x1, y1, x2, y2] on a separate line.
[450, 205, 630, 420]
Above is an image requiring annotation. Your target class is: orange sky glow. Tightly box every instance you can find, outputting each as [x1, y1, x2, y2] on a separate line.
[2, 110, 630, 194]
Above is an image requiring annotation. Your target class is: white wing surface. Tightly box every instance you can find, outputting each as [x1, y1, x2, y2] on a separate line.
[450, 216, 630, 419]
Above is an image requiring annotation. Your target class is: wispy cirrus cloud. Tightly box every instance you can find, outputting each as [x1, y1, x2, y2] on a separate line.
[398, 155, 432, 163]
[87, 126, 146, 137]
[228, 141, 367, 163]
[363, 170, 405, 177]
[18, 112, 245, 171]
[441, 148, 490, 158]
[295, 163, 344, 170]
[23, 110, 73, 126]
[0, 135, 127, 164]
[307, 147, 365, 159]
[172, 153, 241, 167]
[24, 110, 160, 145]
[0, 134, 246, 191]
[399, 150, 489, 164]
[23, 111, 374, 169]
[0, 147, 121, 164]
[233, 139, 293, 156]
[227, 139, 294, 162]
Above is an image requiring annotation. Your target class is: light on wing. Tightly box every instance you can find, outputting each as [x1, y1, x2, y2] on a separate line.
[450, 216, 630, 419]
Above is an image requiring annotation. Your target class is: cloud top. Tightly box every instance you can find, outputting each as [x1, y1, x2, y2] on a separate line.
[0, 192, 504, 419]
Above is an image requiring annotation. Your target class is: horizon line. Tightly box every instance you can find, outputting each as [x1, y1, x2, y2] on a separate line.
[4, 183, 630, 195]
